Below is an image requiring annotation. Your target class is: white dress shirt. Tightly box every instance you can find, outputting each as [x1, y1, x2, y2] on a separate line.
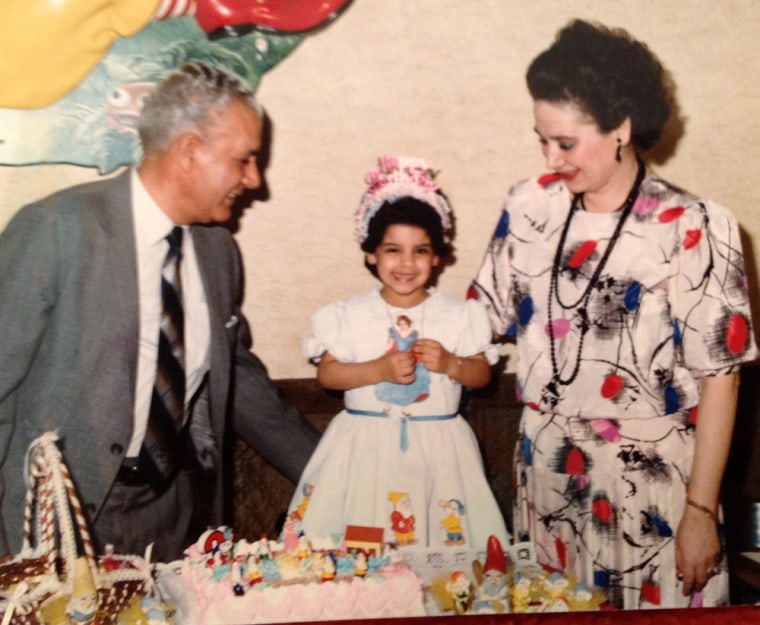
[127, 168, 210, 457]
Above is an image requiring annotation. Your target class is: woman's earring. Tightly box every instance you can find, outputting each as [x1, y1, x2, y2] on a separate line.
[615, 137, 622, 163]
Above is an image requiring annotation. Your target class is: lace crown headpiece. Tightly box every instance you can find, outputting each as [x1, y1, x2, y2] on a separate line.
[354, 156, 452, 243]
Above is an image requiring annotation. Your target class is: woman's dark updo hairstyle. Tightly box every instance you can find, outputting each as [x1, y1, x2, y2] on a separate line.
[526, 19, 671, 150]
[362, 196, 451, 278]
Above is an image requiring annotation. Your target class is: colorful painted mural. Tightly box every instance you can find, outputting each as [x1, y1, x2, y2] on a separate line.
[0, 0, 352, 173]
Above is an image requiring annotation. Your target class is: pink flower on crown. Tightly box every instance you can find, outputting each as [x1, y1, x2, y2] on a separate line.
[377, 156, 399, 173]
[354, 156, 452, 243]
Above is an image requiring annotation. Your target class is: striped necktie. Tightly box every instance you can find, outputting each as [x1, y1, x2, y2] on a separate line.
[138, 226, 186, 489]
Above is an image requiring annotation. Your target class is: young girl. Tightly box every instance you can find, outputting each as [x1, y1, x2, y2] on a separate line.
[287, 156, 509, 551]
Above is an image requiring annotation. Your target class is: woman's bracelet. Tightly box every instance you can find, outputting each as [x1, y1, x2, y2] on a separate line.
[686, 497, 719, 523]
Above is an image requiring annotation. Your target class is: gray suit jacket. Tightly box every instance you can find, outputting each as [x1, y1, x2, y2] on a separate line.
[0, 170, 320, 554]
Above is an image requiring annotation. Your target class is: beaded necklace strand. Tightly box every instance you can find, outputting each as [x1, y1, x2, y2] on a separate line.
[546, 158, 646, 392]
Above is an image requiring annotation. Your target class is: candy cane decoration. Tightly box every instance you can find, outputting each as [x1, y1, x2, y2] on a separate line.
[153, 0, 197, 20]
[22, 433, 99, 585]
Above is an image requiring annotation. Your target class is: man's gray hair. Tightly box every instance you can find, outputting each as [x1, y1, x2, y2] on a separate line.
[138, 62, 264, 154]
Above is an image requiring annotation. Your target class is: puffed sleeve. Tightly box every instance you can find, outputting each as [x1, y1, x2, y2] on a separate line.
[670, 199, 758, 376]
[301, 299, 354, 363]
[457, 299, 501, 365]
[468, 206, 515, 338]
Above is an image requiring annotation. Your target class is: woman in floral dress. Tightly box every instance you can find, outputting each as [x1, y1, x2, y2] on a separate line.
[470, 19, 757, 609]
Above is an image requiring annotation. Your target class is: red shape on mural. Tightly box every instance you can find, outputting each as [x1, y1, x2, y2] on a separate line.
[195, 0, 354, 36]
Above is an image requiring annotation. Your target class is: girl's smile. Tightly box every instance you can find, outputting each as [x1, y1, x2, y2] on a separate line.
[366, 223, 440, 307]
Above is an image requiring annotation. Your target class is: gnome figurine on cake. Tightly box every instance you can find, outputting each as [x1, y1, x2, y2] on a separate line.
[446, 571, 473, 614]
[473, 535, 509, 613]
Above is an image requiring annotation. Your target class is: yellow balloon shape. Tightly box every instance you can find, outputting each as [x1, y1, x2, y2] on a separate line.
[0, 0, 159, 109]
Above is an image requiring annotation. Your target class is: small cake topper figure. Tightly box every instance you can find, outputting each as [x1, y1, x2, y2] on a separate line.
[283, 513, 299, 553]
[478, 535, 508, 601]
[354, 550, 368, 577]
[321, 552, 337, 582]
[230, 556, 246, 596]
[247, 554, 264, 586]
[510, 571, 533, 613]
[446, 570, 473, 615]
[296, 532, 312, 560]
[257, 533, 272, 560]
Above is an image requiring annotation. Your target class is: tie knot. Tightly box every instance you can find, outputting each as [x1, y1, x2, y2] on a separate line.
[167, 226, 183, 259]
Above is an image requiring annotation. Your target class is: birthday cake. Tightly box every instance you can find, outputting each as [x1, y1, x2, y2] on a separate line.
[155, 526, 607, 623]
[155, 525, 426, 624]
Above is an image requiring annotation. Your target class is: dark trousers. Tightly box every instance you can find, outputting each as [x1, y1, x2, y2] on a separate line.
[92, 467, 214, 562]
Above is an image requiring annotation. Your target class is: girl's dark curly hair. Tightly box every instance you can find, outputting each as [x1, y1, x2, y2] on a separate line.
[526, 19, 671, 150]
[362, 196, 451, 278]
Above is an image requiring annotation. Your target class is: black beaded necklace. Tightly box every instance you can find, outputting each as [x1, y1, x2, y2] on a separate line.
[546, 158, 645, 392]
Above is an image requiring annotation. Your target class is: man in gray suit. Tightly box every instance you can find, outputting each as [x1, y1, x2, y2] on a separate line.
[0, 63, 320, 561]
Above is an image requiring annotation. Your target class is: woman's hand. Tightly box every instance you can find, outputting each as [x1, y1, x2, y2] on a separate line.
[674, 372, 739, 596]
[675, 503, 721, 595]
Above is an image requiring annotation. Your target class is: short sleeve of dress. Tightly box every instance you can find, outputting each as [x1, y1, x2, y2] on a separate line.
[671, 199, 758, 376]
[301, 300, 353, 363]
[458, 299, 501, 365]
[469, 201, 515, 338]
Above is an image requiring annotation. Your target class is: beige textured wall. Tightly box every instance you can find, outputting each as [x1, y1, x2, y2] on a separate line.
[2, 0, 759, 379]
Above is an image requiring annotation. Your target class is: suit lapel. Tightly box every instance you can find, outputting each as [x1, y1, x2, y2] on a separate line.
[191, 226, 232, 433]
[96, 170, 140, 405]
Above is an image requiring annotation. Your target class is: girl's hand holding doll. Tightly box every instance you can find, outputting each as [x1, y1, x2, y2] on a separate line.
[316, 350, 418, 389]
[413, 338, 490, 388]
[379, 349, 418, 385]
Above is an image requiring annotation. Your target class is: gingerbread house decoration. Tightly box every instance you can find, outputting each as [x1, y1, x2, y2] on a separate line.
[344, 525, 384, 556]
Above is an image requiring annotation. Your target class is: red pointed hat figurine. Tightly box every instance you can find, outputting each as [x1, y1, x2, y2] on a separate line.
[483, 535, 507, 574]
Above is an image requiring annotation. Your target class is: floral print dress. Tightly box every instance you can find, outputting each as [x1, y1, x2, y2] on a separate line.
[470, 172, 757, 609]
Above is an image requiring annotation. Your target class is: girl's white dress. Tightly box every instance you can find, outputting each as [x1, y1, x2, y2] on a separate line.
[287, 287, 509, 552]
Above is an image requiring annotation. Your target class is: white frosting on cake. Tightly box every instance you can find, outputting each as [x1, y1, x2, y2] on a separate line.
[155, 532, 426, 624]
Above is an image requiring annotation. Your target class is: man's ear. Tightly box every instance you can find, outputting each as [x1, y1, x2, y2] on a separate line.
[175, 131, 203, 172]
